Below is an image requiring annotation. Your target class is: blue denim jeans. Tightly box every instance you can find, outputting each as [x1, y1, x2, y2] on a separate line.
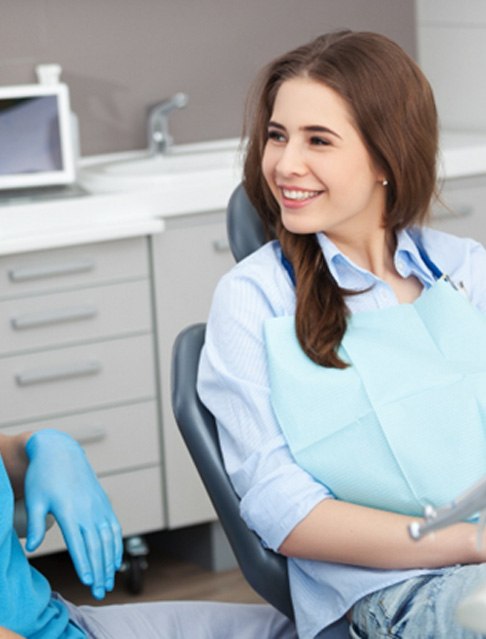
[349, 565, 486, 638]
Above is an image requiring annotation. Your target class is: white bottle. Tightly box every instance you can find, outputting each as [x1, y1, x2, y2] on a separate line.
[35, 63, 81, 164]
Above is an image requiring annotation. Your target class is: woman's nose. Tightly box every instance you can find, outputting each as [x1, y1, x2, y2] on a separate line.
[275, 142, 307, 177]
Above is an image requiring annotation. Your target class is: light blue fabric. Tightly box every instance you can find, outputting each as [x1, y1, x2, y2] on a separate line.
[62, 596, 298, 639]
[265, 279, 486, 517]
[350, 565, 486, 638]
[0, 454, 86, 638]
[197, 227, 486, 638]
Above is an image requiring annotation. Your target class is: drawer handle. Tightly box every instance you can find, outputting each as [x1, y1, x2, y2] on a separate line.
[11, 305, 98, 330]
[9, 258, 95, 283]
[212, 238, 231, 253]
[16, 360, 102, 387]
[71, 427, 107, 446]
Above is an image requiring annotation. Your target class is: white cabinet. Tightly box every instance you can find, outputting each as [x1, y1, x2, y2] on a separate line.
[151, 211, 234, 528]
[1, 213, 236, 553]
[0, 237, 164, 555]
[431, 174, 486, 245]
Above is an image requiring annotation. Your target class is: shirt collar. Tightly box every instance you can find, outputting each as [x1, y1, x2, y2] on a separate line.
[394, 228, 438, 287]
[315, 228, 438, 289]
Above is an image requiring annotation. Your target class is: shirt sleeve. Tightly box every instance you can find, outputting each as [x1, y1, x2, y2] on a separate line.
[467, 240, 486, 313]
[197, 260, 333, 551]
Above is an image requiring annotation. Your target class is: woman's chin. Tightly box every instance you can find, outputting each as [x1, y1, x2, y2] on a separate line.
[281, 215, 320, 235]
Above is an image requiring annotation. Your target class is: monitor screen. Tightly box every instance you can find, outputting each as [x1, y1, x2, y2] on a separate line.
[0, 84, 75, 190]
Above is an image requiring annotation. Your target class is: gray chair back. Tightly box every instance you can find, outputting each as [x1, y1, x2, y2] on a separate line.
[171, 323, 294, 620]
[226, 183, 267, 261]
[171, 183, 350, 637]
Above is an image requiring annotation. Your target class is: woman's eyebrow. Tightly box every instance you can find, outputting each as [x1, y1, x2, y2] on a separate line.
[267, 120, 341, 139]
[268, 121, 286, 130]
[304, 125, 342, 139]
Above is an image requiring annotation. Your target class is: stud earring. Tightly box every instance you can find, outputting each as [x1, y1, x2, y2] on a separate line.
[382, 179, 389, 186]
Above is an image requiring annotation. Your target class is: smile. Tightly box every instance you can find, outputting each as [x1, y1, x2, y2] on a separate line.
[281, 188, 323, 201]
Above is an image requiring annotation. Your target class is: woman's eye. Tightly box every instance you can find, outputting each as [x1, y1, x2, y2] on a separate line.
[267, 130, 286, 143]
[310, 136, 330, 146]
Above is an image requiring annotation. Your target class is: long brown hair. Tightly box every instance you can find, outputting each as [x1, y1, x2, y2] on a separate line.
[243, 30, 438, 368]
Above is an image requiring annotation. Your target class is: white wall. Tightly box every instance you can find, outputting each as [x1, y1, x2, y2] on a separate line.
[417, 0, 486, 132]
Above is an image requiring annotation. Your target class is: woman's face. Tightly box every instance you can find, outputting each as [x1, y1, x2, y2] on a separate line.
[262, 76, 387, 246]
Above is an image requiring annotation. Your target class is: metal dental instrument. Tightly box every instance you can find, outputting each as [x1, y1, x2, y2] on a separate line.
[409, 475, 486, 548]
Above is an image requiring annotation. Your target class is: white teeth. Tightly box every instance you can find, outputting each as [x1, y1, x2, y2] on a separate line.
[282, 188, 320, 200]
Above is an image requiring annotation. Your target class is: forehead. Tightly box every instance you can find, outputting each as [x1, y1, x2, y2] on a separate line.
[271, 77, 354, 127]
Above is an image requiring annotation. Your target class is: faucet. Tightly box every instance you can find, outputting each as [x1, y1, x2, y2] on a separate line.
[147, 92, 188, 155]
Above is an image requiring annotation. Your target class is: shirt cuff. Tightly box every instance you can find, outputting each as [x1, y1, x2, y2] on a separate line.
[239, 463, 333, 551]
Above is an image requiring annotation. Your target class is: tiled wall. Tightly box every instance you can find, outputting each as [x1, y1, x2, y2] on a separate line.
[417, 0, 486, 132]
[0, 0, 416, 156]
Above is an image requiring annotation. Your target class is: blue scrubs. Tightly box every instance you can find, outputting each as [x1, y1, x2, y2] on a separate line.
[0, 455, 85, 638]
[0, 455, 296, 639]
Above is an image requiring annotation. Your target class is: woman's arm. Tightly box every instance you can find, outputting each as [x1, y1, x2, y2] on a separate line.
[199, 255, 486, 571]
[0, 432, 31, 498]
[279, 497, 486, 569]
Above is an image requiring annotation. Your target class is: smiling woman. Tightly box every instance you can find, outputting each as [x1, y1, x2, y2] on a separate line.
[244, 30, 438, 369]
[198, 30, 486, 639]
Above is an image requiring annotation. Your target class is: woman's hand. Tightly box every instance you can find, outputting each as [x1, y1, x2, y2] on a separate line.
[24, 429, 123, 600]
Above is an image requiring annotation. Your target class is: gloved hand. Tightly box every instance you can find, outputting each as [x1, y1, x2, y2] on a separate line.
[24, 429, 123, 600]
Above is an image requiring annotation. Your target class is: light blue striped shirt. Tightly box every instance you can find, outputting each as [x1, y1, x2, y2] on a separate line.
[197, 227, 486, 639]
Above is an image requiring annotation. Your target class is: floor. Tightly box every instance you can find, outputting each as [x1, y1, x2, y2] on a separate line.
[31, 531, 264, 608]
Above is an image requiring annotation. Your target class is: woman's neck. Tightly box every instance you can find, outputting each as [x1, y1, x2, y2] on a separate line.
[329, 226, 396, 278]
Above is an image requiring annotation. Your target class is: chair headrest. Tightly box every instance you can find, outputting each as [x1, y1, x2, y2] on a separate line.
[226, 183, 267, 263]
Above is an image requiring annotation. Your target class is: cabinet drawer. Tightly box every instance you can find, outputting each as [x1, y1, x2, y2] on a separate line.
[0, 237, 149, 300]
[0, 280, 152, 356]
[152, 214, 233, 527]
[28, 466, 164, 556]
[0, 335, 156, 425]
[2, 401, 160, 475]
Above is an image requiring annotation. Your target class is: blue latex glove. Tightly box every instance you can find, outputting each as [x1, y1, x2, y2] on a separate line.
[24, 429, 123, 600]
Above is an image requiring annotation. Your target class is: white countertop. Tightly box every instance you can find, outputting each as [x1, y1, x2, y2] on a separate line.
[1, 132, 486, 257]
[0, 162, 241, 256]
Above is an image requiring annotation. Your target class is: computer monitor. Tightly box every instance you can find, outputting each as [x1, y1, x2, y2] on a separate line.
[0, 83, 75, 190]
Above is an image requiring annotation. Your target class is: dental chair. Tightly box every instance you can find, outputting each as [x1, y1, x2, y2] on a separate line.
[171, 183, 350, 638]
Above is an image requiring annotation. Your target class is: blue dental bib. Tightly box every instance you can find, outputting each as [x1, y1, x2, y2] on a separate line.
[265, 279, 486, 516]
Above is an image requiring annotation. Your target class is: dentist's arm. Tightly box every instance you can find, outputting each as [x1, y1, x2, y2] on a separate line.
[0, 429, 123, 600]
[0, 626, 26, 639]
[23, 429, 123, 600]
[0, 432, 31, 497]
